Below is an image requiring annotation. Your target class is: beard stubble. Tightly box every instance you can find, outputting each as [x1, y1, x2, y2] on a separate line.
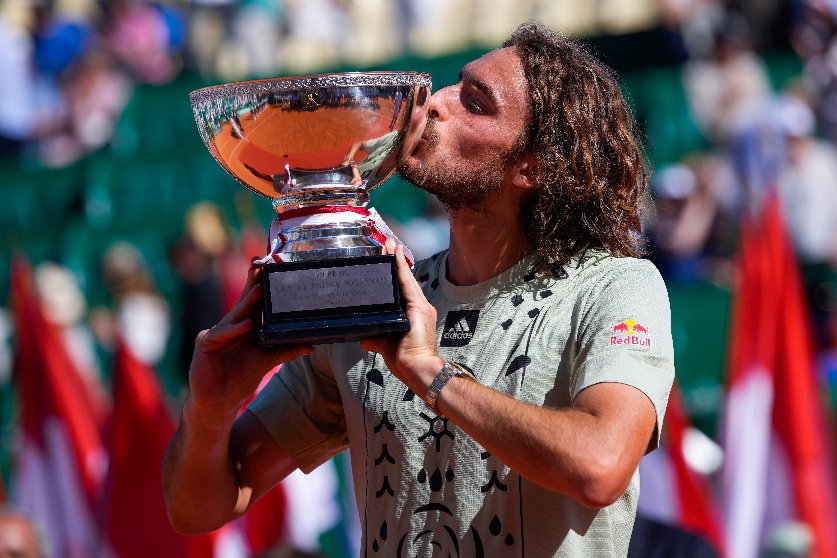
[397, 119, 519, 211]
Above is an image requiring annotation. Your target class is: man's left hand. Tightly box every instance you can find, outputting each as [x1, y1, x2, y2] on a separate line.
[360, 241, 444, 397]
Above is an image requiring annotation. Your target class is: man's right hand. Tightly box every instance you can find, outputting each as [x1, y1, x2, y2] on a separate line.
[186, 263, 314, 418]
[164, 262, 313, 534]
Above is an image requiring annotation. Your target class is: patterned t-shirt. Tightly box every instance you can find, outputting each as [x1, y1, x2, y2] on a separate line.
[249, 250, 675, 557]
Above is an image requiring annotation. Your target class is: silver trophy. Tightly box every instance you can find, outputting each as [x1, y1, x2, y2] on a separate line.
[190, 72, 431, 345]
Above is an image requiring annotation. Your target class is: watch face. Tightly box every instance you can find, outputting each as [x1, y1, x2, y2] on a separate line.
[449, 362, 477, 382]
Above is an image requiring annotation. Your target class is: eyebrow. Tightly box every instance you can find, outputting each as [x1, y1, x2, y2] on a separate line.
[458, 69, 498, 107]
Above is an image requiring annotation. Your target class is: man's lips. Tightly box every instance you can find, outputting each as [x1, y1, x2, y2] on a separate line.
[420, 118, 435, 142]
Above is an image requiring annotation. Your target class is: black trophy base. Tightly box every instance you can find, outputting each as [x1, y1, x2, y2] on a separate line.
[259, 255, 410, 346]
[259, 311, 409, 345]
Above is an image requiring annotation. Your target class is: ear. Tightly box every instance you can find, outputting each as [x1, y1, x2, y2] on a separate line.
[509, 153, 538, 190]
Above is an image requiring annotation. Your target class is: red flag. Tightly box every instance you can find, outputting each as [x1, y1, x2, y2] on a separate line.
[665, 384, 725, 554]
[637, 382, 725, 554]
[9, 254, 107, 557]
[105, 338, 277, 557]
[720, 195, 837, 558]
[103, 340, 218, 557]
[241, 485, 288, 554]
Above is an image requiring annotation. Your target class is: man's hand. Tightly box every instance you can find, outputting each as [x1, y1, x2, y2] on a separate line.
[187, 263, 314, 417]
[164, 262, 313, 534]
[360, 242, 443, 397]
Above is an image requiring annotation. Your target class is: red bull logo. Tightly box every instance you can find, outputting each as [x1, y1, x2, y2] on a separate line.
[610, 320, 650, 347]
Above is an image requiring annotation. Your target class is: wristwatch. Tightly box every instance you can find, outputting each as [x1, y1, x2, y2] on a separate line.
[425, 361, 477, 415]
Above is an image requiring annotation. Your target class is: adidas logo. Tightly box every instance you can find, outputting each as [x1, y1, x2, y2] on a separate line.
[441, 310, 480, 347]
[445, 318, 473, 339]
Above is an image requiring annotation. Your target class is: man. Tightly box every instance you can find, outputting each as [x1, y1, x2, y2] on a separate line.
[0, 507, 43, 558]
[163, 21, 674, 557]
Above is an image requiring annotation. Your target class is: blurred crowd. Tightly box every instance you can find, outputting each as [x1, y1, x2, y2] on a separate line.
[0, 0, 664, 169]
[3, 0, 837, 556]
[644, 0, 837, 356]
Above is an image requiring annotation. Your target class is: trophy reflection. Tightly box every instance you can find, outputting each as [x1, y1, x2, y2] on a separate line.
[191, 72, 431, 345]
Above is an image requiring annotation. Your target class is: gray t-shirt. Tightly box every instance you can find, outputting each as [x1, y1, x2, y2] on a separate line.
[250, 250, 675, 557]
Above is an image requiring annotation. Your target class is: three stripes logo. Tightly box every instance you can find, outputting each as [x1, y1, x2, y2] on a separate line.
[440, 310, 480, 347]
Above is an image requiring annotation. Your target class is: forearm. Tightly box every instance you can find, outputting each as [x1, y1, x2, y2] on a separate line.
[432, 375, 648, 508]
[162, 400, 245, 534]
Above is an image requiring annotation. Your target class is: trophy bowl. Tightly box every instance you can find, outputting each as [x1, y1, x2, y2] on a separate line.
[190, 72, 432, 345]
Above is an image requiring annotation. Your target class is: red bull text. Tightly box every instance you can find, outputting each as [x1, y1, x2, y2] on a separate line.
[610, 320, 650, 347]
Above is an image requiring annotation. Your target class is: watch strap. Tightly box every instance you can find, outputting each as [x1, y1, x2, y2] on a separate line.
[425, 361, 477, 415]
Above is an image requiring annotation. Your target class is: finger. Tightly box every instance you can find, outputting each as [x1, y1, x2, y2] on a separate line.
[382, 238, 397, 256]
[359, 334, 387, 354]
[220, 283, 264, 326]
[199, 319, 254, 349]
[234, 264, 263, 308]
[394, 244, 425, 303]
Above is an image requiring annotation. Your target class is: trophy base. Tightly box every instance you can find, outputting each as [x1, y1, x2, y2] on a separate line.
[260, 255, 410, 346]
[259, 311, 409, 345]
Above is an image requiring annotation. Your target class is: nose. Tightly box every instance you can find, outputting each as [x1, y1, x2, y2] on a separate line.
[426, 86, 453, 121]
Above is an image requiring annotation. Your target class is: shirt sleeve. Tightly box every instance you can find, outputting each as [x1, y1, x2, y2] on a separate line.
[573, 258, 675, 449]
[247, 347, 349, 473]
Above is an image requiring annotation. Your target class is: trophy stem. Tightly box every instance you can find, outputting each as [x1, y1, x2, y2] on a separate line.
[272, 187, 370, 213]
[270, 199, 384, 262]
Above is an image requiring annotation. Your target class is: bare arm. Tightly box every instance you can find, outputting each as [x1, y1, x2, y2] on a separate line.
[422, 375, 655, 507]
[361, 245, 658, 508]
[162, 266, 313, 534]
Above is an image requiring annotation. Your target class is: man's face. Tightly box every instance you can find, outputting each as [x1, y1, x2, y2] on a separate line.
[0, 515, 40, 558]
[398, 47, 531, 210]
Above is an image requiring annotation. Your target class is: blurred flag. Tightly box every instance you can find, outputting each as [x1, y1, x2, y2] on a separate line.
[720, 194, 837, 558]
[9, 254, 108, 557]
[638, 383, 725, 555]
[236, 370, 355, 557]
[103, 339, 219, 557]
[218, 250, 250, 315]
[282, 464, 344, 553]
[667, 384, 725, 553]
[240, 482, 288, 555]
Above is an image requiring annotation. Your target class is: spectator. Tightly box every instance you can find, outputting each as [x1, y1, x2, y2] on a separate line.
[775, 93, 837, 347]
[37, 49, 131, 167]
[33, 261, 108, 420]
[100, 0, 181, 84]
[682, 11, 773, 146]
[99, 241, 172, 367]
[169, 202, 247, 383]
[762, 521, 814, 558]
[791, 1, 837, 143]
[0, 2, 37, 156]
[646, 155, 740, 285]
[0, 506, 45, 558]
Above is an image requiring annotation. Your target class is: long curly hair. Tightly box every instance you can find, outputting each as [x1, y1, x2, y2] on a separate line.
[503, 21, 648, 271]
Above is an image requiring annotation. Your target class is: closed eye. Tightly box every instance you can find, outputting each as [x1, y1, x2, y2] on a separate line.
[457, 70, 497, 116]
[462, 91, 486, 114]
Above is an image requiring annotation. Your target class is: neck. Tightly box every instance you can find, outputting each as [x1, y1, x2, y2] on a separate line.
[445, 199, 531, 286]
